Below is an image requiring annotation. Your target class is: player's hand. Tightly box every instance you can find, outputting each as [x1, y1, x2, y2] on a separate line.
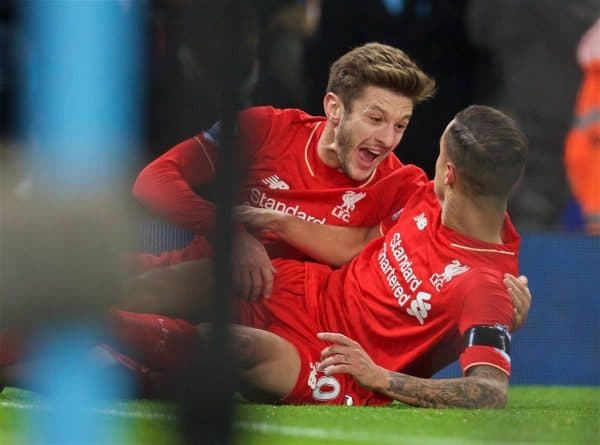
[235, 205, 285, 234]
[233, 230, 276, 300]
[504, 274, 532, 331]
[316, 332, 387, 391]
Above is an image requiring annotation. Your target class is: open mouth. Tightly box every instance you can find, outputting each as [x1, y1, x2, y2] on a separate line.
[357, 147, 382, 167]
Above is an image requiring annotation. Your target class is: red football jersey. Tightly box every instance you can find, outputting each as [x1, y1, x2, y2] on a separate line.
[236, 177, 520, 405]
[308, 180, 519, 378]
[134, 106, 422, 265]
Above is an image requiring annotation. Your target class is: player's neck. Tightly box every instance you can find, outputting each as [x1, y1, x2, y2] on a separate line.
[316, 122, 341, 169]
[441, 193, 506, 244]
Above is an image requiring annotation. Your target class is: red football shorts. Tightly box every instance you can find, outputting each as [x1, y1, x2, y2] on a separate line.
[235, 259, 390, 406]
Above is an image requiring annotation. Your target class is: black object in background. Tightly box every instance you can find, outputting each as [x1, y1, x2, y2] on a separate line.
[303, 0, 496, 177]
[172, 1, 257, 443]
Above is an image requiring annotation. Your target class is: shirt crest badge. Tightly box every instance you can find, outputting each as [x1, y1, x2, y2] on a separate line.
[429, 260, 470, 292]
[331, 191, 366, 222]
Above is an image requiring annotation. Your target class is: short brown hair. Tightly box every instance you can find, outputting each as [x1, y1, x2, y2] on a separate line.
[326, 42, 436, 110]
[445, 105, 528, 199]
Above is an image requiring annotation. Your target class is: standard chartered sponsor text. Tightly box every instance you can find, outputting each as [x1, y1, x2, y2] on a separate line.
[377, 232, 422, 307]
[247, 188, 326, 224]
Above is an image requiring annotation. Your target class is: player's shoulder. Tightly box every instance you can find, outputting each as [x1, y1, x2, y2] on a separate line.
[375, 162, 429, 189]
[374, 152, 403, 175]
[239, 106, 317, 126]
[453, 265, 513, 330]
[396, 175, 436, 210]
[237, 105, 277, 127]
[450, 265, 506, 296]
[239, 106, 321, 143]
[376, 175, 435, 235]
[467, 265, 504, 283]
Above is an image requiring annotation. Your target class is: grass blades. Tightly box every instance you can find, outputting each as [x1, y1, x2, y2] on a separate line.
[1, 386, 598, 444]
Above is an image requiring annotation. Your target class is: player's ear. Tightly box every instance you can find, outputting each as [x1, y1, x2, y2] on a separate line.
[444, 162, 456, 186]
[323, 92, 342, 124]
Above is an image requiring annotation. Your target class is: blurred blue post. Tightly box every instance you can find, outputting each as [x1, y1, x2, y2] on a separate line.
[18, 0, 146, 442]
[21, 0, 145, 195]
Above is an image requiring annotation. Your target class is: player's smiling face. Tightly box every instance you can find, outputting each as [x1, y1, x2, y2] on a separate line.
[335, 86, 413, 181]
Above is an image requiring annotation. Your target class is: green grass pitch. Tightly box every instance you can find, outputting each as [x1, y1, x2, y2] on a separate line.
[1, 386, 598, 444]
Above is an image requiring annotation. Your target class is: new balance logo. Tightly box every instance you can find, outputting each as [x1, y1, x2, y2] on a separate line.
[414, 212, 427, 230]
[261, 175, 289, 190]
[429, 260, 470, 292]
[406, 291, 432, 325]
[308, 362, 340, 402]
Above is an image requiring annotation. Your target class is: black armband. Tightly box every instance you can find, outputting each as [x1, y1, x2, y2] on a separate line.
[464, 324, 511, 354]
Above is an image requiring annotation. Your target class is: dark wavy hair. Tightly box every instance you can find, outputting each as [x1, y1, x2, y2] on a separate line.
[445, 105, 528, 199]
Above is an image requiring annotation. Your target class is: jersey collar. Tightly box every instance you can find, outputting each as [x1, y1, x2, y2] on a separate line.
[304, 121, 378, 188]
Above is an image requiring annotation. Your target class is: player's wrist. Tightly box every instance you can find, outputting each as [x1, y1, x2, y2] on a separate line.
[273, 213, 295, 236]
[366, 366, 390, 393]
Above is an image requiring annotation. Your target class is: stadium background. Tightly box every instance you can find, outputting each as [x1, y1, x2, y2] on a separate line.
[0, 0, 598, 443]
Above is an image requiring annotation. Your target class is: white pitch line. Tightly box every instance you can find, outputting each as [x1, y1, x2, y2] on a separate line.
[93, 407, 176, 420]
[0, 400, 565, 445]
[0, 399, 176, 420]
[0, 400, 50, 412]
[234, 420, 404, 444]
[234, 420, 563, 445]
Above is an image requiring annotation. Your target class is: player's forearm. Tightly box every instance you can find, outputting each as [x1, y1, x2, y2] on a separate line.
[275, 215, 371, 266]
[133, 167, 217, 234]
[133, 136, 218, 234]
[375, 367, 508, 408]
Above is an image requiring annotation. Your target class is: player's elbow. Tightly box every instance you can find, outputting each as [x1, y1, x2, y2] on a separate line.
[131, 164, 156, 202]
[474, 379, 508, 409]
[132, 167, 151, 201]
[484, 385, 507, 409]
[329, 230, 373, 266]
[325, 245, 363, 267]
[464, 365, 509, 408]
[329, 256, 355, 268]
[132, 162, 169, 205]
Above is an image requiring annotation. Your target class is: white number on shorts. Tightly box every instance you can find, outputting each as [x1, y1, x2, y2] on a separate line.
[312, 375, 341, 401]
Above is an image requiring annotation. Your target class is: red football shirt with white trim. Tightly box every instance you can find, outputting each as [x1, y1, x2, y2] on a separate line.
[306, 180, 519, 378]
[134, 107, 422, 266]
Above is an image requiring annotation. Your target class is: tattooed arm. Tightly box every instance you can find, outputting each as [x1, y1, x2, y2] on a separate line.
[317, 332, 508, 408]
[380, 366, 507, 408]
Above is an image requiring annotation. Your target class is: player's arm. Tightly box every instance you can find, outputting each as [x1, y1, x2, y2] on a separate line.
[237, 206, 380, 266]
[317, 332, 508, 408]
[134, 109, 277, 300]
[133, 108, 272, 235]
[376, 365, 507, 408]
[132, 134, 218, 234]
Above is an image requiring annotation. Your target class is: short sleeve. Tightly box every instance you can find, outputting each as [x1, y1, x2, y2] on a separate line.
[457, 269, 514, 376]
